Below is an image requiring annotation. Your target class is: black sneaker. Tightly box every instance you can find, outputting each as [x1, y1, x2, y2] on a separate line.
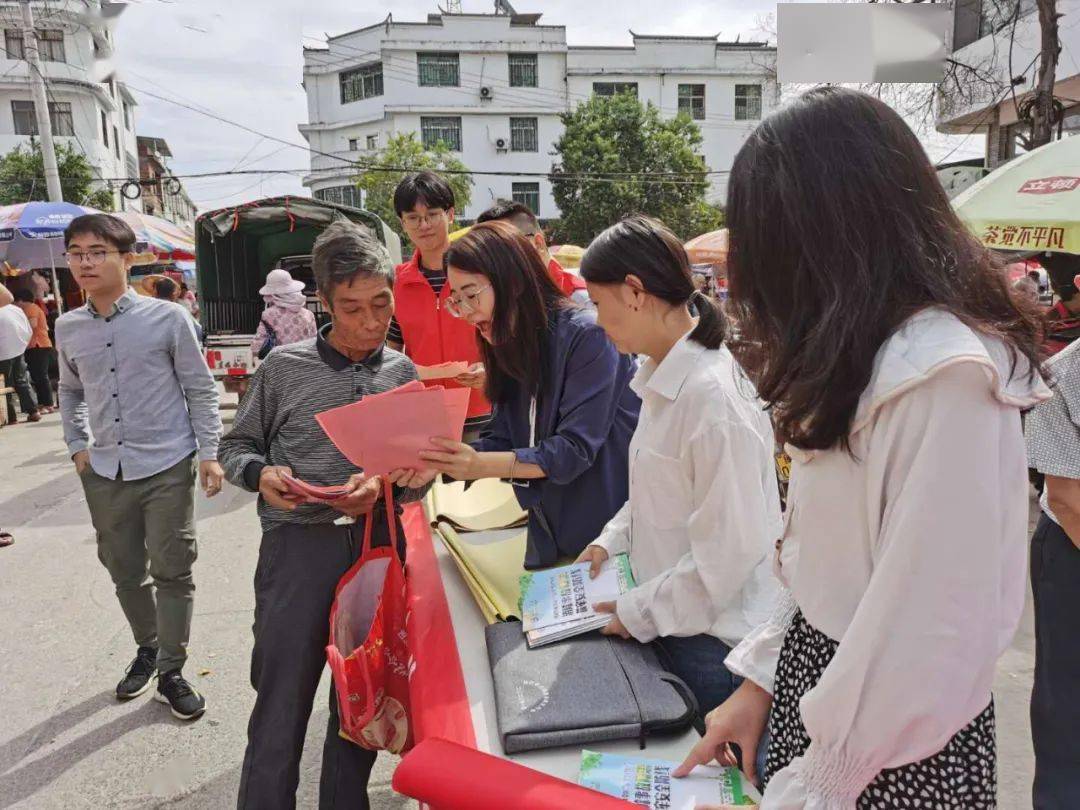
[155, 669, 206, 720]
[116, 645, 158, 700]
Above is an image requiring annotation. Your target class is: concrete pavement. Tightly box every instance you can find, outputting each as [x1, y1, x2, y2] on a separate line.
[0, 407, 1038, 808]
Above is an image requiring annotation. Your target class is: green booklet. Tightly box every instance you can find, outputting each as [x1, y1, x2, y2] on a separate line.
[578, 750, 761, 808]
[518, 554, 635, 648]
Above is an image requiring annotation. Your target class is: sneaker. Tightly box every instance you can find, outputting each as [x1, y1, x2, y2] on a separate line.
[116, 645, 158, 700]
[155, 669, 206, 720]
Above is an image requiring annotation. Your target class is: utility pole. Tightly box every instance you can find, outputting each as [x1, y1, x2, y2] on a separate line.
[19, 0, 63, 202]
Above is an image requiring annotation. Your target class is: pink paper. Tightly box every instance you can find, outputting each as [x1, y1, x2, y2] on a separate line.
[315, 383, 472, 475]
[280, 473, 350, 501]
[417, 361, 470, 381]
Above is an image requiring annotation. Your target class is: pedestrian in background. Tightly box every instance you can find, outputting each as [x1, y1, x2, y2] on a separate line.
[153, 276, 180, 302]
[57, 213, 223, 721]
[0, 282, 40, 423]
[250, 268, 316, 360]
[13, 287, 55, 413]
[1026, 335, 1080, 808]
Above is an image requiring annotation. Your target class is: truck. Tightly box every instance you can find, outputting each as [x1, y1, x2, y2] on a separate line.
[194, 196, 403, 402]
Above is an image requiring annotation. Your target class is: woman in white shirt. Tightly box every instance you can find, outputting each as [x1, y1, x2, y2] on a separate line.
[673, 86, 1049, 808]
[575, 214, 782, 718]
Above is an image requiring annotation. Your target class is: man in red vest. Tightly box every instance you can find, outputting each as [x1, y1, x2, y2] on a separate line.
[388, 171, 491, 435]
[475, 200, 589, 305]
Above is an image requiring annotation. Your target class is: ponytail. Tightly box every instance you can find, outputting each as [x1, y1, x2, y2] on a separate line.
[689, 289, 726, 350]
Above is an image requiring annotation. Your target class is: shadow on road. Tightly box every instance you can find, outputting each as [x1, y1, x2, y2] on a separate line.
[0, 696, 184, 808]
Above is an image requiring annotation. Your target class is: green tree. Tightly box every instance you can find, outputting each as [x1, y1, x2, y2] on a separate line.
[550, 92, 722, 245]
[354, 132, 473, 248]
[0, 140, 113, 209]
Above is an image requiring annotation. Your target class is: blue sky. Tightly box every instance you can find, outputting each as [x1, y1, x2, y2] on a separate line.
[112, 0, 983, 213]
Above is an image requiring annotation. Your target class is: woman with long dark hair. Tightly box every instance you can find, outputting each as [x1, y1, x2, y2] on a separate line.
[414, 220, 639, 568]
[575, 214, 781, 717]
[675, 86, 1049, 806]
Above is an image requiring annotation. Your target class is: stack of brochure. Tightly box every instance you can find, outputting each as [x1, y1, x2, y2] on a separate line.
[578, 751, 761, 808]
[518, 554, 635, 648]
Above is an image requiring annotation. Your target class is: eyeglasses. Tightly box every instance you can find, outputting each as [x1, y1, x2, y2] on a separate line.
[401, 210, 447, 229]
[445, 285, 491, 318]
[64, 250, 122, 267]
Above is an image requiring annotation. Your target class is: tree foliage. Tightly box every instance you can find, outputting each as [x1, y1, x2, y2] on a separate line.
[353, 132, 473, 248]
[0, 140, 113, 209]
[550, 92, 723, 246]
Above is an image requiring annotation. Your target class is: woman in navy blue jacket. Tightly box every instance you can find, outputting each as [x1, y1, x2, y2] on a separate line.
[412, 220, 640, 568]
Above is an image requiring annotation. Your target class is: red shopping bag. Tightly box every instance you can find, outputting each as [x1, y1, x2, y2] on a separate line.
[326, 479, 413, 754]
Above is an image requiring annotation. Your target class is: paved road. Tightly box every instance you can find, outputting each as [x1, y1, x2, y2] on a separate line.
[0, 408, 1037, 808]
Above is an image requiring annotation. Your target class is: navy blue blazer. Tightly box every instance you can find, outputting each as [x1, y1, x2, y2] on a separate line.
[474, 305, 640, 568]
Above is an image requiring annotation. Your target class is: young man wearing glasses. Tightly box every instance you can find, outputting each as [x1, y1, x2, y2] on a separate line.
[55, 214, 223, 720]
[389, 171, 491, 436]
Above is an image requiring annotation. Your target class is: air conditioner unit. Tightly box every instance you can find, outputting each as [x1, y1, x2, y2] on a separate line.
[480, 85, 494, 101]
[494, 137, 508, 151]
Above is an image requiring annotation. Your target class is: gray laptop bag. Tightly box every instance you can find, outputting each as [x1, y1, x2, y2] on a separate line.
[485, 620, 699, 755]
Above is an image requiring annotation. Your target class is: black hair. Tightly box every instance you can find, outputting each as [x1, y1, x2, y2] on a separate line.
[1042, 252, 1080, 301]
[580, 214, 726, 350]
[13, 287, 35, 303]
[153, 277, 178, 300]
[725, 86, 1043, 451]
[475, 200, 539, 231]
[444, 220, 568, 402]
[63, 213, 137, 253]
[393, 170, 456, 217]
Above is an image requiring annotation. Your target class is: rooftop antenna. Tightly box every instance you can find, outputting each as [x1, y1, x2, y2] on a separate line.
[494, 0, 518, 15]
[439, 0, 463, 12]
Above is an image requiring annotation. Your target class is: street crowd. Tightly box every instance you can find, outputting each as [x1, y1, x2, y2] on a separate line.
[1, 85, 1079, 809]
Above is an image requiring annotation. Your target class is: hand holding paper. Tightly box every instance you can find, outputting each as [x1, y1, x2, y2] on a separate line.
[417, 361, 470, 381]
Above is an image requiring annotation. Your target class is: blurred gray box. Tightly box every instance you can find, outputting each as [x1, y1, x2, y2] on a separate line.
[778, 3, 948, 84]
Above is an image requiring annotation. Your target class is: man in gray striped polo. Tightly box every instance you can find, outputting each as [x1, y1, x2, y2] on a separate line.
[219, 220, 430, 810]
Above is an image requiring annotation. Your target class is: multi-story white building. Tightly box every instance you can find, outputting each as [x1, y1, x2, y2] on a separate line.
[300, 10, 776, 220]
[937, 0, 1080, 170]
[0, 0, 140, 211]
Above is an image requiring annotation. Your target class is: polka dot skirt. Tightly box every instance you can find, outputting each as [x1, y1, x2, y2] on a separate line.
[763, 610, 997, 808]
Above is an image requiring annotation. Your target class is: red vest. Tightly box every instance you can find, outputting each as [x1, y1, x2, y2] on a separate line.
[393, 251, 491, 419]
[548, 258, 586, 296]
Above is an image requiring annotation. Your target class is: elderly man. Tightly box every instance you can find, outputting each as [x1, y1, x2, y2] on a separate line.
[219, 221, 429, 810]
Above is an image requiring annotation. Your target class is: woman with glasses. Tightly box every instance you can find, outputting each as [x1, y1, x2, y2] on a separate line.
[408, 220, 640, 568]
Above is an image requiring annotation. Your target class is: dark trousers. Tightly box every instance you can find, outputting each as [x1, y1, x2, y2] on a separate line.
[0, 354, 38, 416]
[25, 347, 53, 407]
[1031, 512, 1080, 809]
[237, 520, 382, 810]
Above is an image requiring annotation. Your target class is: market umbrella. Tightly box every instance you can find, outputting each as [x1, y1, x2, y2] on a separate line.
[953, 135, 1080, 255]
[0, 201, 103, 313]
[448, 226, 472, 242]
[115, 211, 196, 261]
[550, 244, 584, 269]
[684, 228, 729, 267]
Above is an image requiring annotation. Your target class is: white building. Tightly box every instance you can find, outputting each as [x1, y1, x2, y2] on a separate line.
[300, 11, 776, 220]
[937, 0, 1080, 169]
[0, 0, 140, 211]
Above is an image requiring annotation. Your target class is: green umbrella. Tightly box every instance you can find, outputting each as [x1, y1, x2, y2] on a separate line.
[953, 135, 1080, 255]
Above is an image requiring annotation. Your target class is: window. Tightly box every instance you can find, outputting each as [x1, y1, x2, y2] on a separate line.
[314, 185, 362, 208]
[113, 126, 120, 159]
[678, 84, 706, 120]
[37, 29, 64, 63]
[11, 100, 74, 136]
[5, 29, 23, 60]
[367, 134, 378, 150]
[126, 153, 138, 179]
[420, 116, 462, 151]
[508, 53, 538, 88]
[511, 182, 540, 215]
[593, 82, 638, 98]
[123, 102, 130, 130]
[510, 117, 539, 152]
[735, 84, 762, 121]
[340, 62, 383, 104]
[101, 110, 108, 146]
[418, 52, 459, 87]
[348, 138, 358, 151]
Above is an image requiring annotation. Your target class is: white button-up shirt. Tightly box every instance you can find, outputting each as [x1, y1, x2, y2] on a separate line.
[726, 309, 1051, 809]
[594, 331, 782, 646]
